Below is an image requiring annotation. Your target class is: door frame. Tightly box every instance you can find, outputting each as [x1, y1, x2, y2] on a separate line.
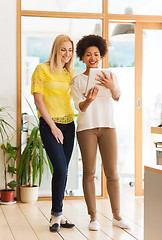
[135, 22, 162, 196]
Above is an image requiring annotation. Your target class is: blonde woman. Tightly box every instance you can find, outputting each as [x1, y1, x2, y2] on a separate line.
[31, 35, 75, 232]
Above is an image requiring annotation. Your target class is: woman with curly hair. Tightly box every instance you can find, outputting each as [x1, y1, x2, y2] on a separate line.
[71, 35, 130, 231]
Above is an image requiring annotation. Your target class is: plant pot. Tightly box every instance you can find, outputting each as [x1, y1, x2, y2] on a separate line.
[20, 185, 39, 203]
[0, 189, 15, 202]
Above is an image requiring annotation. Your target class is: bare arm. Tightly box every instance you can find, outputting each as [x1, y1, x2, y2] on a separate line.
[33, 92, 64, 144]
[79, 86, 99, 112]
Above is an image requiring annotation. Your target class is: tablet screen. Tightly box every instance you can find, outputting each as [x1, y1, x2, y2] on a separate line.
[85, 68, 111, 97]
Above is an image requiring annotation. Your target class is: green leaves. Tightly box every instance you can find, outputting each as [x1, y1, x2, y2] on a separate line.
[2, 142, 18, 162]
[0, 106, 15, 144]
[1, 141, 18, 190]
[0, 106, 18, 190]
[8, 164, 17, 175]
[18, 125, 52, 187]
[7, 180, 19, 190]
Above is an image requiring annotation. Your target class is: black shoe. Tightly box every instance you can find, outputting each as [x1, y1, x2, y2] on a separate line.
[49, 219, 60, 232]
[60, 220, 75, 228]
[49, 223, 60, 232]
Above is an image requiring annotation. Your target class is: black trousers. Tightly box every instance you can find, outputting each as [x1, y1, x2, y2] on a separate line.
[39, 117, 75, 216]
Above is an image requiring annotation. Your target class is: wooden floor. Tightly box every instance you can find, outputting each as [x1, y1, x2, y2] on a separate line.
[0, 180, 144, 240]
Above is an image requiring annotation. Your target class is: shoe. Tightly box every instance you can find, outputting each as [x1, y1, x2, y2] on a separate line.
[88, 221, 100, 231]
[49, 223, 60, 232]
[49, 218, 60, 232]
[112, 218, 130, 229]
[60, 220, 75, 228]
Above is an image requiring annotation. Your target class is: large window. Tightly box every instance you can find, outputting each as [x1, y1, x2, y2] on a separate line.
[21, 0, 102, 13]
[18, 0, 162, 197]
[142, 29, 162, 170]
[21, 16, 103, 197]
[109, 23, 135, 178]
[108, 0, 162, 15]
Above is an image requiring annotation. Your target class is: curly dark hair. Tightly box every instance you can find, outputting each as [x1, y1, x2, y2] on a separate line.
[76, 35, 108, 61]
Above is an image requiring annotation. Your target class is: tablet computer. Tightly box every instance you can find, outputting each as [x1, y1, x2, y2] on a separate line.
[85, 68, 111, 97]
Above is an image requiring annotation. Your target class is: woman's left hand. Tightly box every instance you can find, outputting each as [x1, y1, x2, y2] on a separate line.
[96, 71, 120, 100]
[96, 71, 115, 91]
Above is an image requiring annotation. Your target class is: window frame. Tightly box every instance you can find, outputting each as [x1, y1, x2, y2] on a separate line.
[17, 0, 162, 199]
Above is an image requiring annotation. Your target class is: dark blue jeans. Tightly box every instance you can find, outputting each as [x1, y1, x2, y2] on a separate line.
[39, 117, 75, 216]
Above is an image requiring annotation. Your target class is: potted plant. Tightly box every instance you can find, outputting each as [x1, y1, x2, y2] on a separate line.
[0, 106, 18, 203]
[0, 142, 18, 202]
[18, 101, 53, 203]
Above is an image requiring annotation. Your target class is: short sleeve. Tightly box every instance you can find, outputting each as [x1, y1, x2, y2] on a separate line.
[70, 69, 75, 78]
[31, 64, 45, 95]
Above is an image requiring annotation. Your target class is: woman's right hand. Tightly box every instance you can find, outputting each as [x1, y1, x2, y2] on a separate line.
[33, 93, 64, 144]
[51, 125, 64, 144]
[79, 86, 99, 112]
[84, 86, 99, 102]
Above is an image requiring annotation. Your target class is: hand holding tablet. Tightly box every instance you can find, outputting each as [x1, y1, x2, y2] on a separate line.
[85, 68, 111, 97]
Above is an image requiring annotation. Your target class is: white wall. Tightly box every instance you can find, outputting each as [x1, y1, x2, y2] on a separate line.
[0, 0, 17, 189]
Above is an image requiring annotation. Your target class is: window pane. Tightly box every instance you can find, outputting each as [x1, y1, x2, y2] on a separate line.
[109, 23, 135, 67]
[109, 23, 135, 183]
[108, 0, 162, 15]
[142, 30, 162, 172]
[21, 0, 102, 13]
[21, 16, 102, 197]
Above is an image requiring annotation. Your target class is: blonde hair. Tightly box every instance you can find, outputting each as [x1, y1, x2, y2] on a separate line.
[46, 34, 74, 75]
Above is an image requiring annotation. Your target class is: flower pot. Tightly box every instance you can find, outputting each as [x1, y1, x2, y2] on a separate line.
[1, 189, 15, 202]
[20, 185, 39, 203]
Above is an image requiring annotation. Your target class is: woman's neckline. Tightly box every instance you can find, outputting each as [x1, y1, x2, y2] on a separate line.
[82, 73, 88, 77]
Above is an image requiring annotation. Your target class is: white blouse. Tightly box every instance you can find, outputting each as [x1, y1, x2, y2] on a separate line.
[71, 73, 120, 132]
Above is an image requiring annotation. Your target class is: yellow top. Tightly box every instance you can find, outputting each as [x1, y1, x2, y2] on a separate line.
[31, 63, 75, 124]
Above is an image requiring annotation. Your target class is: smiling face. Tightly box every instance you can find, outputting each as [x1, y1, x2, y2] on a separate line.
[82, 46, 101, 69]
[60, 40, 73, 67]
